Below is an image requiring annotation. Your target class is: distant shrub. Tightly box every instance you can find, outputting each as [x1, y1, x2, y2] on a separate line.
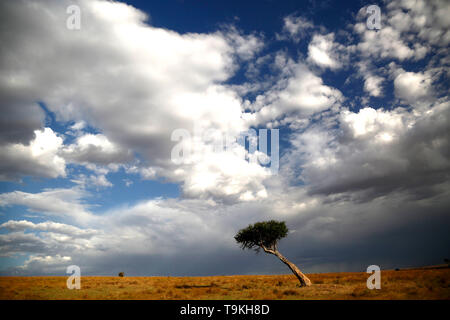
[118, 272, 124, 277]
[395, 268, 400, 271]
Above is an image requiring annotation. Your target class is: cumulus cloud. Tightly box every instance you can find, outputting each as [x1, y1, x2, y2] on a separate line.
[0, 0, 271, 202]
[0, 128, 66, 181]
[307, 33, 347, 70]
[386, 0, 450, 47]
[16, 255, 73, 274]
[61, 133, 132, 166]
[286, 102, 450, 200]
[180, 149, 271, 202]
[363, 74, 384, 97]
[355, 24, 427, 61]
[394, 70, 433, 105]
[351, 0, 449, 84]
[247, 63, 342, 126]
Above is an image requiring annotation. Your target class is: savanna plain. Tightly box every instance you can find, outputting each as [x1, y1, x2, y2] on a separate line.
[1, 267, 449, 300]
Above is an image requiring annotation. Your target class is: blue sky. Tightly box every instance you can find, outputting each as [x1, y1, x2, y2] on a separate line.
[0, 0, 449, 276]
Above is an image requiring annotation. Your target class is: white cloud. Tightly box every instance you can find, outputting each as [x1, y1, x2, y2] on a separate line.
[88, 174, 113, 188]
[307, 33, 347, 70]
[17, 255, 73, 274]
[222, 27, 264, 60]
[181, 149, 271, 202]
[0, 128, 66, 181]
[280, 15, 314, 42]
[394, 70, 433, 105]
[0, 220, 98, 238]
[354, 1, 449, 64]
[0, 187, 93, 224]
[387, 0, 450, 47]
[0, 0, 270, 202]
[62, 133, 132, 166]
[363, 74, 384, 97]
[355, 24, 425, 61]
[71, 173, 113, 188]
[69, 121, 86, 131]
[248, 63, 342, 125]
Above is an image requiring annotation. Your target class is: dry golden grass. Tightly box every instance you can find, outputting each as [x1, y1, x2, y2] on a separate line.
[0, 268, 449, 300]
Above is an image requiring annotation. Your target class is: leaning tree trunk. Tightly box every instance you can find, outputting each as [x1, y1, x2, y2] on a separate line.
[261, 245, 312, 287]
[273, 250, 312, 287]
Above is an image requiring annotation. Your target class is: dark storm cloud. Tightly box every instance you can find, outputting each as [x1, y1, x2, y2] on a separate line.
[285, 101, 450, 202]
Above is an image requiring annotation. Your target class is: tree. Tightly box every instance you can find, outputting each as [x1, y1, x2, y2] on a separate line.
[234, 220, 312, 287]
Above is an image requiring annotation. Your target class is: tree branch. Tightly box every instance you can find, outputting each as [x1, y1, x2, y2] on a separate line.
[260, 243, 276, 255]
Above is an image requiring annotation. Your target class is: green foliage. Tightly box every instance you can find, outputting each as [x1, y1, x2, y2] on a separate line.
[234, 220, 288, 252]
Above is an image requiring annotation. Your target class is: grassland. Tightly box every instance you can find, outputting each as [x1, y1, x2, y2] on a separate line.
[1, 267, 449, 300]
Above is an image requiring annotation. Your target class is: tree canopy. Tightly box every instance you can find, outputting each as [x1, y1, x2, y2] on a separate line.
[234, 220, 312, 287]
[234, 220, 288, 252]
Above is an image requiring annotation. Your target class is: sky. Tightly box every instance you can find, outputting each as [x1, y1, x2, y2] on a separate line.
[0, 0, 449, 276]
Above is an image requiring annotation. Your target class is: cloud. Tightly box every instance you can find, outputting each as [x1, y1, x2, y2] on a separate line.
[285, 102, 450, 200]
[355, 24, 427, 61]
[0, 127, 66, 181]
[71, 173, 113, 189]
[0, 220, 99, 238]
[61, 133, 132, 166]
[386, 0, 450, 47]
[247, 63, 342, 126]
[0, 187, 93, 224]
[363, 74, 384, 97]
[394, 70, 433, 105]
[344, 0, 450, 106]
[86, 174, 113, 188]
[180, 149, 271, 202]
[15, 255, 73, 274]
[353, 1, 450, 66]
[2, 185, 449, 275]
[280, 15, 314, 42]
[307, 33, 347, 70]
[0, 0, 449, 277]
[0, 232, 48, 257]
[0, 0, 270, 202]
[221, 26, 264, 61]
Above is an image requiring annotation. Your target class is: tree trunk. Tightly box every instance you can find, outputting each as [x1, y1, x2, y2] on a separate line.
[273, 250, 312, 287]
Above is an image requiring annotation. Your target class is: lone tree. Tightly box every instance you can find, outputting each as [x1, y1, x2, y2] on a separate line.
[234, 220, 311, 287]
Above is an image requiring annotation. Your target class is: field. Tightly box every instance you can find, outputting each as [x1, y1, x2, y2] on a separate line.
[1, 267, 449, 300]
